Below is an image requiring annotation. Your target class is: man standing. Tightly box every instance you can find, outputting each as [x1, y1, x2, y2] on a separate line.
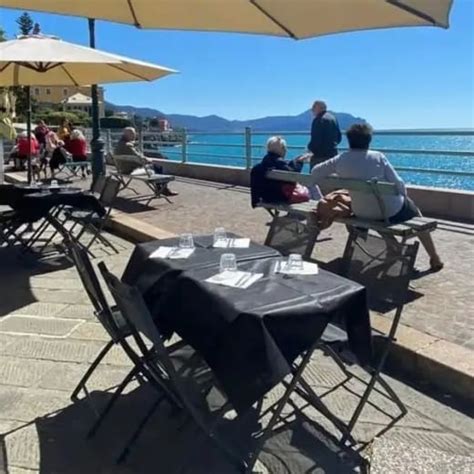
[307, 100, 342, 169]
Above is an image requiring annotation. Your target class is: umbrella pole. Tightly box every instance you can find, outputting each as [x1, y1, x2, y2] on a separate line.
[26, 85, 33, 184]
[88, 18, 105, 184]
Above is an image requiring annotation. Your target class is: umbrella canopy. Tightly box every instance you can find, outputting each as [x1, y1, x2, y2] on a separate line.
[0, 35, 177, 86]
[0, 0, 453, 38]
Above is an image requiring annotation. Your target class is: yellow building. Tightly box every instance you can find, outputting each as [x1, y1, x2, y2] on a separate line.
[32, 85, 105, 117]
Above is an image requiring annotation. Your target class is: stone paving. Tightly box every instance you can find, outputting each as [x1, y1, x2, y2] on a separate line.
[0, 229, 473, 472]
[113, 176, 474, 351]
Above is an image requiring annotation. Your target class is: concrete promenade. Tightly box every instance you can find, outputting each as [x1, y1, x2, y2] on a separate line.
[1, 171, 473, 472]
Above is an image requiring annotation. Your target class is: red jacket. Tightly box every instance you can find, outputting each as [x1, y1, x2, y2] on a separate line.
[17, 136, 39, 156]
[66, 137, 87, 157]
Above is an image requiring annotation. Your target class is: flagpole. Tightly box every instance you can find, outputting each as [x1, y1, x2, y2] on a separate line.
[88, 18, 105, 183]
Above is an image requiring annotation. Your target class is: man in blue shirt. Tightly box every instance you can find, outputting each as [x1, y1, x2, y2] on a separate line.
[307, 100, 342, 169]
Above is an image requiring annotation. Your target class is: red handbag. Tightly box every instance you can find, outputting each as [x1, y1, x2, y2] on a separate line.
[281, 183, 310, 204]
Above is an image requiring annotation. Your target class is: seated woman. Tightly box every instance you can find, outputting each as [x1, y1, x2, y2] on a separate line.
[66, 129, 89, 178]
[114, 126, 177, 197]
[250, 136, 309, 207]
[14, 131, 40, 171]
[310, 123, 443, 271]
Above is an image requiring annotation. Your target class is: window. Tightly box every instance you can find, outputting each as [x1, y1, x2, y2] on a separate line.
[46, 88, 51, 95]
[63, 88, 68, 96]
[34, 88, 40, 96]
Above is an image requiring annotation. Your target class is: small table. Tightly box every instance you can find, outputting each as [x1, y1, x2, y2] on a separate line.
[123, 235, 372, 413]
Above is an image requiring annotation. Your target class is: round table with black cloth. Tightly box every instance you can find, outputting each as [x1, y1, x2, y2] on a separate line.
[122, 235, 372, 413]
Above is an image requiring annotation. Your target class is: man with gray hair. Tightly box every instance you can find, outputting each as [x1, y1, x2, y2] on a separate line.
[307, 100, 342, 169]
[114, 126, 178, 196]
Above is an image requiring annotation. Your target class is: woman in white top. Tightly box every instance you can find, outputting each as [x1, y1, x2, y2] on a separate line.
[310, 123, 443, 272]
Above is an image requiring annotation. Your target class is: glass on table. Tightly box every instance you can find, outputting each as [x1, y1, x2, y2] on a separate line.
[213, 227, 227, 245]
[220, 253, 237, 273]
[288, 253, 304, 272]
[178, 233, 194, 249]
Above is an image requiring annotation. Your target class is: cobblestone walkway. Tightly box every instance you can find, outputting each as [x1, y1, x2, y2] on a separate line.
[0, 232, 473, 473]
[114, 177, 474, 351]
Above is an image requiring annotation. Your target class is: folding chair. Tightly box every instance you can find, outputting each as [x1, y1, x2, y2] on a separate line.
[0, 209, 27, 248]
[315, 231, 419, 443]
[98, 263, 311, 471]
[264, 213, 320, 259]
[64, 237, 133, 404]
[66, 177, 120, 253]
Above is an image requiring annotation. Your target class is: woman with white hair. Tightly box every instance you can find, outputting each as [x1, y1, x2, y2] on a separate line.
[66, 128, 89, 178]
[250, 136, 308, 207]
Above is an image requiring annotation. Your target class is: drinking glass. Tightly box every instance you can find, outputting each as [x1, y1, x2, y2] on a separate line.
[178, 233, 194, 249]
[50, 179, 58, 188]
[213, 227, 227, 245]
[220, 253, 237, 273]
[288, 253, 303, 272]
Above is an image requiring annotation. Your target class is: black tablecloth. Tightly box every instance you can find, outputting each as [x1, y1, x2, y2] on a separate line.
[0, 184, 104, 222]
[122, 233, 281, 295]
[123, 236, 372, 412]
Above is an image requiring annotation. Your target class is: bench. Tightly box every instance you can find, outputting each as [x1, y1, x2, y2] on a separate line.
[109, 154, 175, 204]
[258, 169, 437, 259]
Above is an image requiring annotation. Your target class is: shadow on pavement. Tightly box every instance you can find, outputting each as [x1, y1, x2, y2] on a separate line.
[27, 384, 365, 473]
[0, 247, 72, 317]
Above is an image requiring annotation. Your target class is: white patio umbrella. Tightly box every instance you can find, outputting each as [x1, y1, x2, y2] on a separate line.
[0, 35, 177, 181]
[0, 0, 454, 38]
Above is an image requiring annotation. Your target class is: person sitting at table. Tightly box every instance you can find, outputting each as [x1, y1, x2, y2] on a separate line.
[310, 123, 443, 272]
[57, 118, 72, 143]
[49, 140, 72, 178]
[66, 129, 89, 178]
[250, 136, 310, 207]
[14, 131, 40, 171]
[114, 126, 178, 197]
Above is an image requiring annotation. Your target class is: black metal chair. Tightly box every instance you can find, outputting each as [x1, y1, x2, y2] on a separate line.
[97, 263, 313, 471]
[65, 237, 134, 404]
[315, 230, 419, 443]
[66, 177, 120, 253]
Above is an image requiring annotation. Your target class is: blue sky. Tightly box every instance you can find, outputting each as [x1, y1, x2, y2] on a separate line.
[0, 1, 473, 129]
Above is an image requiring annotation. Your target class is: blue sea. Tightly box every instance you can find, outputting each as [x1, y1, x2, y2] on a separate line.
[162, 133, 474, 191]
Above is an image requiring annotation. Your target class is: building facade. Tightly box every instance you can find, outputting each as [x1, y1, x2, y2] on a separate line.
[33, 85, 105, 117]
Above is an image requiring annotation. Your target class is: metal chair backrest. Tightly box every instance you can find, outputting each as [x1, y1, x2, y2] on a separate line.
[65, 238, 126, 342]
[90, 175, 107, 196]
[341, 232, 419, 309]
[99, 177, 120, 208]
[98, 262, 174, 370]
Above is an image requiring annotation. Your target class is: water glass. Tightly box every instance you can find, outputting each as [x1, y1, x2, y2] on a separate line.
[178, 233, 194, 249]
[50, 179, 58, 188]
[288, 253, 304, 273]
[213, 227, 227, 245]
[220, 253, 237, 273]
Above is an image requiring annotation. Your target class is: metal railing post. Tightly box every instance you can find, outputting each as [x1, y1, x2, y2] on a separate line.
[181, 129, 187, 163]
[138, 127, 144, 154]
[245, 127, 252, 169]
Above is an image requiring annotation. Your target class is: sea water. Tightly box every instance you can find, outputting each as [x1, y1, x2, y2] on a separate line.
[163, 133, 474, 191]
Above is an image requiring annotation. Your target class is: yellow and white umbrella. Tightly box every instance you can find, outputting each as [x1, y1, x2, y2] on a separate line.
[0, 35, 177, 181]
[0, 0, 454, 38]
[0, 35, 176, 86]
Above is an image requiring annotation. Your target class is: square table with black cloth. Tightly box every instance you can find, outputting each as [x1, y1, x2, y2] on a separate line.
[122, 235, 372, 413]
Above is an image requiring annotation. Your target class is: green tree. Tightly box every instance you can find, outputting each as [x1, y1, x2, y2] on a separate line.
[16, 12, 34, 36]
[104, 109, 114, 118]
[0, 26, 6, 41]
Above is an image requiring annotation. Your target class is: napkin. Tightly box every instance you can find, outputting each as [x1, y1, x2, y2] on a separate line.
[206, 270, 263, 289]
[150, 246, 194, 259]
[213, 238, 251, 249]
[274, 260, 319, 275]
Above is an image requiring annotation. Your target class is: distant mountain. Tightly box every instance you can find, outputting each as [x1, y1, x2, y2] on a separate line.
[106, 102, 365, 132]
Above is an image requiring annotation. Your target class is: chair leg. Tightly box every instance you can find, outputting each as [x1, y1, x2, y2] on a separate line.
[116, 393, 166, 464]
[87, 365, 138, 439]
[71, 340, 115, 402]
